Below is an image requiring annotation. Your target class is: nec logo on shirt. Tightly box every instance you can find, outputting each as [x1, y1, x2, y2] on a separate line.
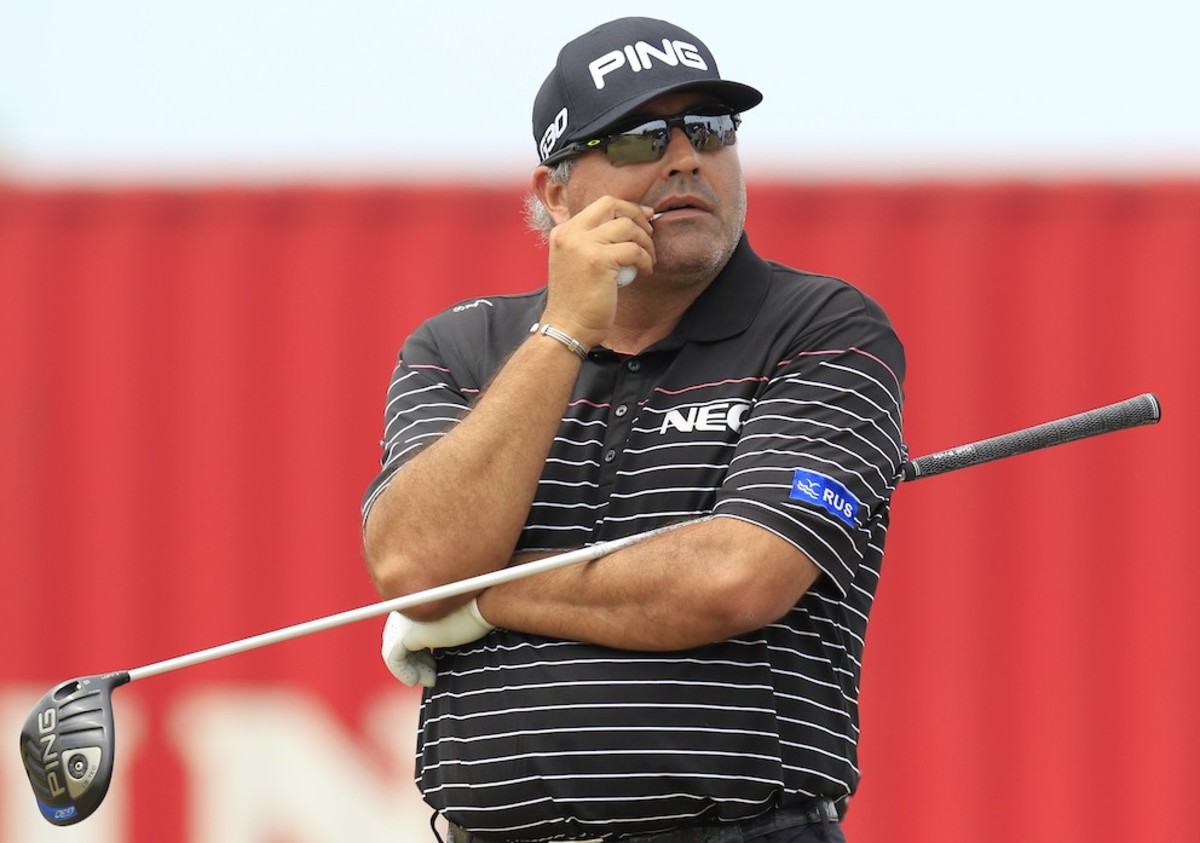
[589, 38, 708, 90]
[658, 401, 749, 434]
[790, 468, 860, 527]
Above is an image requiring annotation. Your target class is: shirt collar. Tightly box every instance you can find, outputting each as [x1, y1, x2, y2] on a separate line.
[654, 233, 771, 348]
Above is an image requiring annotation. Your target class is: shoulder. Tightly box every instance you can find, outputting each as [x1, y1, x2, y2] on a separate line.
[746, 261, 900, 359]
[406, 289, 547, 385]
[754, 260, 905, 388]
[763, 260, 888, 317]
[413, 289, 547, 353]
[422, 289, 546, 335]
[720, 237, 892, 327]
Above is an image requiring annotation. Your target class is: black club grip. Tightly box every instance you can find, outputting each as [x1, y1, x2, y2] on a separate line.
[901, 393, 1161, 482]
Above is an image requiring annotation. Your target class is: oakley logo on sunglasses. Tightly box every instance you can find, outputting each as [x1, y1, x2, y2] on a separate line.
[588, 39, 708, 90]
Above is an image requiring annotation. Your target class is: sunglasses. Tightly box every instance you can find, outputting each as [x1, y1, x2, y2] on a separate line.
[542, 109, 741, 167]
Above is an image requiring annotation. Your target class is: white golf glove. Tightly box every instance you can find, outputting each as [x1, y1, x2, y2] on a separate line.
[381, 613, 437, 687]
[381, 600, 495, 688]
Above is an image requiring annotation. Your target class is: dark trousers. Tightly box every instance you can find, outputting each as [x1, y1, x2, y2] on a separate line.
[747, 821, 846, 843]
[444, 799, 845, 843]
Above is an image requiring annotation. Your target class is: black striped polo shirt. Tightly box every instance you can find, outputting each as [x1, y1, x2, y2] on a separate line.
[363, 235, 906, 841]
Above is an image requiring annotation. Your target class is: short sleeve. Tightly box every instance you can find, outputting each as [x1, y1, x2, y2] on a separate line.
[360, 323, 472, 524]
[713, 287, 905, 597]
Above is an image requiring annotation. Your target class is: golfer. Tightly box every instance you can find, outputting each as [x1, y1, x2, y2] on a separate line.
[363, 15, 906, 843]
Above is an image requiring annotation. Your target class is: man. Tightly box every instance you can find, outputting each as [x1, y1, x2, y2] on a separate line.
[362, 16, 905, 843]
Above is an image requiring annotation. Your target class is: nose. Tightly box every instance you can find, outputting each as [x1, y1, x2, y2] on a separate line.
[658, 125, 701, 177]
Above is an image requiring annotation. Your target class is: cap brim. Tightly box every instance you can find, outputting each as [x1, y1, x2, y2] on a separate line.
[564, 79, 763, 147]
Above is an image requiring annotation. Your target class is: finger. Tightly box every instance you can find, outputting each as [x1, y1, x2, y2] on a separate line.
[412, 651, 438, 688]
[616, 203, 657, 238]
[635, 204, 657, 236]
[382, 612, 423, 686]
[585, 217, 656, 274]
[573, 196, 653, 230]
[408, 599, 496, 650]
[381, 611, 411, 660]
[592, 213, 657, 251]
[384, 650, 421, 686]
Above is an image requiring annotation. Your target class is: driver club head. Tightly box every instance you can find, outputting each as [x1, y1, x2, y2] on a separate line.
[19, 672, 130, 826]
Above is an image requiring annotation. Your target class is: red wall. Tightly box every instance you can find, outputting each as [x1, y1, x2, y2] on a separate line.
[0, 182, 1195, 842]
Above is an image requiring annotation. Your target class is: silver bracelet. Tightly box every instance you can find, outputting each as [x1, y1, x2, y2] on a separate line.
[529, 322, 588, 360]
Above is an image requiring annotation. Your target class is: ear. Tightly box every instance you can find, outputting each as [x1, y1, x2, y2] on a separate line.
[530, 167, 572, 226]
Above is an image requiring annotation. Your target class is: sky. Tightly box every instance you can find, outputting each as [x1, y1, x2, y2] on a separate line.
[1, 0, 1197, 183]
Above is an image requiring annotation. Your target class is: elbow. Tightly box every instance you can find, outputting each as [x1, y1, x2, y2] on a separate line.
[681, 520, 823, 641]
[364, 548, 411, 599]
[362, 506, 461, 621]
[366, 550, 464, 622]
[363, 509, 469, 620]
[361, 497, 514, 622]
[702, 562, 817, 638]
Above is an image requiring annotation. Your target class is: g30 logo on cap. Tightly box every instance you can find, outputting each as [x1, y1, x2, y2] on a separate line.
[540, 108, 570, 159]
[589, 39, 708, 90]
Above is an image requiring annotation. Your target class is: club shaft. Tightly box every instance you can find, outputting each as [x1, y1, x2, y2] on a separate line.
[126, 517, 710, 681]
[125, 392, 1161, 682]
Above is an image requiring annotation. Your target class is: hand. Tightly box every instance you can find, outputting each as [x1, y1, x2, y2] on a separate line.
[381, 612, 437, 687]
[380, 601, 496, 688]
[399, 599, 496, 650]
[544, 197, 656, 344]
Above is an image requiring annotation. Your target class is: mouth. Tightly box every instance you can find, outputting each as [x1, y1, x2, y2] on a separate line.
[652, 197, 712, 219]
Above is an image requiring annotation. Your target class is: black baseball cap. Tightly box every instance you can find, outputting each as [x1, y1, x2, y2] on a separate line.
[532, 17, 763, 163]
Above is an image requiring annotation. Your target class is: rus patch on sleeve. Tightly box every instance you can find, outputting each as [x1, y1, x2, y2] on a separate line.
[789, 468, 860, 527]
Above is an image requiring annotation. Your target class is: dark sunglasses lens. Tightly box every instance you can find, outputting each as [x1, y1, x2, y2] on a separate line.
[685, 114, 738, 151]
[601, 113, 738, 164]
[605, 124, 669, 164]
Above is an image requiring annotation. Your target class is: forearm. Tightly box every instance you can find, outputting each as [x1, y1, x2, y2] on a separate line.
[364, 333, 583, 617]
[476, 518, 821, 650]
[366, 196, 664, 619]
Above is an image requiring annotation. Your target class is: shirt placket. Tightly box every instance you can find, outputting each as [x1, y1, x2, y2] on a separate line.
[595, 354, 651, 497]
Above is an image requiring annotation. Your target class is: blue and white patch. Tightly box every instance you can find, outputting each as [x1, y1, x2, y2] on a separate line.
[789, 468, 860, 527]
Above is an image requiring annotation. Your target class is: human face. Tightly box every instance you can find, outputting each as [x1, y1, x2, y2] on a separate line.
[555, 92, 747, 286]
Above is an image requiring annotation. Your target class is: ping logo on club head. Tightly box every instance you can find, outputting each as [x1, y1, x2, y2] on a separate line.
[790, 468, 860, 527]
[29, 706, 67, 798]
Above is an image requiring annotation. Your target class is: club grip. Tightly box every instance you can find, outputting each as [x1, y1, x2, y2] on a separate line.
[902, 393, 1161, 481]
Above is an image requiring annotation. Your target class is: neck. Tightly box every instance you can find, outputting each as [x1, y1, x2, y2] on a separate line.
[604, 274, 713, 354]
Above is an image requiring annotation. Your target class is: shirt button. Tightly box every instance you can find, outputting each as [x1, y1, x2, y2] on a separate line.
[626, 358, 641, 372]
[614, 404, 628, 417]
[603, 449, 617, 463]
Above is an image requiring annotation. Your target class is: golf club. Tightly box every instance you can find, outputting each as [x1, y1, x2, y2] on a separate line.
[19, 392, 1162, 825]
